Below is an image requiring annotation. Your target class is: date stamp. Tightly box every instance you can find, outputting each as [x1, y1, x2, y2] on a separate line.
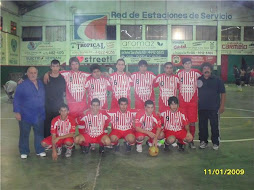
[204, 169, 245, 175]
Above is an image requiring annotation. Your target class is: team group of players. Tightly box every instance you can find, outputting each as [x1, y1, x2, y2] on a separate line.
[41, 57, 202, 160]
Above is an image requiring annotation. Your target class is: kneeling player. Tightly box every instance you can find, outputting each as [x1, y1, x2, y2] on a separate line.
[160, 96, 193, 151]
[108, 97, 136, 152]
[135, 100, 164, 152]
[41, 104, 76, 160]
[75, 98, 111, 154]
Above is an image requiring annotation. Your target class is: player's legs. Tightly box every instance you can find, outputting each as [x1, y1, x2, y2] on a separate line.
[198, 110, 209, 149]
[208, 110, 220, 150]
[41, 136, 53, 149]
[124, 133, 135, 152]
[101, 135, 111, 146]
[63, 137, 74, 157]
[135, 132, 146, 152]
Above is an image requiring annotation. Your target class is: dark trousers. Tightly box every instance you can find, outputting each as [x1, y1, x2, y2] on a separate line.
[44, 110, 59, 138]
[198, 110, 220, 146]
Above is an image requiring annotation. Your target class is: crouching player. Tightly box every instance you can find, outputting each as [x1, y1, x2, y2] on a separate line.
[107, 97, 136, 152]
[160, 96, 193, 151]
[75, 98, 111, 154]
[41, 104, 76, 160]
[135, 100, 164, 152]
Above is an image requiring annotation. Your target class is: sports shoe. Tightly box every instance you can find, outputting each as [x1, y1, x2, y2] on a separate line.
[146, 140, 152, 147]
[189, 141, 196, 149]
[157, 139, 165, 147]
[99, 146, 105, 154]
[171, 142, 178, 147]
[21, 154, 27, 159]
[199, 141, 208, 149]
[65, 148, 72, 158]
[177, 143, 185, 152]
[56, 147, 62, 155]
[212, 144, 219, 150]
[125, 142, 131, 152]
[164, 143, 170, 151]
[90, 143, 96, 151]
[136, 144, 142, 153]
[81, 145, 90, 154]
[36, 152, 46, 157]
[114, 143, 120, 152]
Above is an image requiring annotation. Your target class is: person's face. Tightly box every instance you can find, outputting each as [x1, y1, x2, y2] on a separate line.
[70, 61, 80, 72]
[145, 104, 154, 115]
[183, 61, 192, 71]
[202, 66, 212, 78]
[91, 102, 100, 113]
[164, 64, 173, 75]
[27, 67, 38, 82]
[59, 107, 69, 119]
[116, 60, 125, 72]
[92, 69, 101, 79]
[51, 64, 60, 74]
[139, 65, 147, 73]
[119, 101, 128, 112]
[169, 102, 178, 112]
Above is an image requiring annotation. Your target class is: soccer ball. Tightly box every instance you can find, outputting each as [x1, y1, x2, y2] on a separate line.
[149, 146, 159, 157]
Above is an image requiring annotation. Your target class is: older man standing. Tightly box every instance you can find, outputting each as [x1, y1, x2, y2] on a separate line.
[14, 67, 46, 159]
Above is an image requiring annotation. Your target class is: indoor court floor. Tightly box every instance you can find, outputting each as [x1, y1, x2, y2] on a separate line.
[1, 84, 253, 190]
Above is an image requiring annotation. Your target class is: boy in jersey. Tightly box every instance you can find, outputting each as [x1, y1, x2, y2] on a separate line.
[108, 97, 136, 152]
[177, 58, 201, 149]
[154, 62, 179, 112]
[131, 60, 156, 109]
[135, 100, 164, 153]
[44, 57, 90, 119]
[41, 104, 76, 160]
[110, 59, 133, 109]
[85, 64, 112, 110]
[161, 96, 193, 151]
[75, 98, 111, 154]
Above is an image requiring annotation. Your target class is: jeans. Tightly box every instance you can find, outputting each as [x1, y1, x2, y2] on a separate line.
[19, 120, 45, 155]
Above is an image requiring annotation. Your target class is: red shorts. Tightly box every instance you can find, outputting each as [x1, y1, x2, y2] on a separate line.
[109, 129, 135, 140]
[164, 129, 187, 144]
[179, 101, 198, 123]
[135, 128, 157, 143]
[42, 136, 74, 148]
[80, 133, 108, 146]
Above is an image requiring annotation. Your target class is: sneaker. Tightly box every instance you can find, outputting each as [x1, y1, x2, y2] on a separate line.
[171, 142, 178, 147]
[90, 143, 96, 151]
[136, 144, 142, 153]
[125, 142, 132, 152]
[36, 152, 46, 157]
[189, 141, 196, 149]
[212, 144, 219, 150]
[157, 139, 165, 147]
[114, 143, 120, 152]
[199, 141, 208, 149]
[99, 146, 105, 154]
[57, 147, 62, 155]
[177, 143, 185, 151]
[81, 145, 90, 154]
[164, 143, 170, 151]
[65, 148, 72, 158]
[105, 145, 113, 149]
[21, 154, 27, 159]
[146, 140, 152, 147]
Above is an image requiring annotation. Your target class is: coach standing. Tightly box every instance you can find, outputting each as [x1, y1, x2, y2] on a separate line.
[197, 62, 226, 150]
[14, 67, 46, 159]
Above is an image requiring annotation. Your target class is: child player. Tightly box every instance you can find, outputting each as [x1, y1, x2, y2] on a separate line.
[41, 104, 76, 160]
[160, 96, 193, 151]
[135, 100, 163, 153]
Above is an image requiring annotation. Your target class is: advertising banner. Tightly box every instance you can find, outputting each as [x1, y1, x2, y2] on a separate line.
[172, 55, 217, 66]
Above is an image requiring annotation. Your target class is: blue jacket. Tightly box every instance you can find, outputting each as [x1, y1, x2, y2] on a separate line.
[13, 79, 45, 124]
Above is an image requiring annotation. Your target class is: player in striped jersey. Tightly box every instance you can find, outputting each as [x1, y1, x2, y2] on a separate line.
[131, 60, 156, 109]
[134, 100, 163, 153]
[75, 98, 111, 154]
[160, 96, 193, 151]
[154, 62, 180, 112]
[177, 58, 202, 149]
[107, 97, 136, 152]
[41, 104, 76, 160]
[85, 64, 111, 110]
[109, 59, 133, 109]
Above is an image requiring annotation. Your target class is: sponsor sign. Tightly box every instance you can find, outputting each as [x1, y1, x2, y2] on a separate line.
[172, 55, 217, 66]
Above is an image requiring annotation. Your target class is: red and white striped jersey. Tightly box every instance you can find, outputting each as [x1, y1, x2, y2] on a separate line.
[107, 109, 137, 131]
[160, 108, 189, 132]
[60, 70, 90, 103]
[51, 115, 76, 137]
[77, 110, 110, 138]
[85, 76, 111, 109]
[154, 74, 179, 108]
[131, 71, 156, 103]
[110, 72, 133, 101]
[177, 69, 201, 103]
[135, 110, 161, 132]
